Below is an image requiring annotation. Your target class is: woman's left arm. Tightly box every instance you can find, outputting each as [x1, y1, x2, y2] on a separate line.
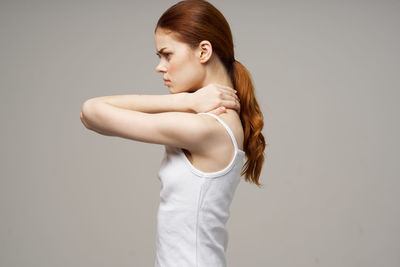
[79, 101, 223, 152]
[84, 83, 239, 114]
[79, 83, 240, 138]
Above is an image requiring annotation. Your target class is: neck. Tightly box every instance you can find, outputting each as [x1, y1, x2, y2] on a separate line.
[199, 56, 234, 89]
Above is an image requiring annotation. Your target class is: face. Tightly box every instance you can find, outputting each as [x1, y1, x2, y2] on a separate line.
[154, 27, 205, 93]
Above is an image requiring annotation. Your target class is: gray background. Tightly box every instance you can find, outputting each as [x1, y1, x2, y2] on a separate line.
[1, 0, 399, 266]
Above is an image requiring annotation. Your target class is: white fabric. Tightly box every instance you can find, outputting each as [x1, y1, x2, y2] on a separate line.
[154, 112, 246, 267]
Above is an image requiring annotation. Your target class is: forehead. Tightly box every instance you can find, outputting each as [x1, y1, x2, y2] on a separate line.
[154, 28, 189, 51]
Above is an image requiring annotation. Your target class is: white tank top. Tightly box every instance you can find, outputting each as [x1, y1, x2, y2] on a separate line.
[154, 112, 246, 267]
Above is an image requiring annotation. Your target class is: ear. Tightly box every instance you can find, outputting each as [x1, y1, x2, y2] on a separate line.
[197, 40, 212, 64]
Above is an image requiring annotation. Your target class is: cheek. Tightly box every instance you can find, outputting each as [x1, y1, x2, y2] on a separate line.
[170, 60, 203, 91]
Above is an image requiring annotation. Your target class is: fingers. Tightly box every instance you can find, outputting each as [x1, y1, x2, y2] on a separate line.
[221, 89, 240, 105]
[218, 87, 239, 102]
[213, 84, 241, 113]
[221, 99, 241, 113]
[209, 106, 226, 115]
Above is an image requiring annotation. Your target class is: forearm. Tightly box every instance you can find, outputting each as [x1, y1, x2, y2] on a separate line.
[88, 92, 195, 113]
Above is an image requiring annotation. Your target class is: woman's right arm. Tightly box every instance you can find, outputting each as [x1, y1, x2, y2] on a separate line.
[86, 93, 194, 114]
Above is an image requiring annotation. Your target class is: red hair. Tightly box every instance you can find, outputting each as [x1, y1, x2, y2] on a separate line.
[155, 0, 267, 187]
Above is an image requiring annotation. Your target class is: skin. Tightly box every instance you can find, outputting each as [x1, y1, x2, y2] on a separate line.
[154, 27, 235, 94]
[154, 27, 244, 168]
[80, 27, 244, 173]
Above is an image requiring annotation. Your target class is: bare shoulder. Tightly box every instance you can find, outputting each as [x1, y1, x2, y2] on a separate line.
[181, 109, 244, 172]
[198, 109, 244, 151]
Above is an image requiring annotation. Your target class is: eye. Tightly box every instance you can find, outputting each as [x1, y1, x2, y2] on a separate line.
[155, 52, 171, 60]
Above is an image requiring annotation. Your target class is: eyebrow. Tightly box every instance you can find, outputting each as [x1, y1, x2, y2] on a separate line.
[156, 47, 167, 55]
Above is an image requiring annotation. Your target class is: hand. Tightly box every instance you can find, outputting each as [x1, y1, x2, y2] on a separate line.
[190, 83, 241, 114]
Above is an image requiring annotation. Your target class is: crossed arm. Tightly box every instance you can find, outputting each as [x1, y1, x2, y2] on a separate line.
[80, 84, 240, 151]
[84, 92, 195, 114]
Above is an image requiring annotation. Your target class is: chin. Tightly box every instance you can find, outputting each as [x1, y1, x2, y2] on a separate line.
[168, 86, 177, 94]
[169, 86, 184, 94]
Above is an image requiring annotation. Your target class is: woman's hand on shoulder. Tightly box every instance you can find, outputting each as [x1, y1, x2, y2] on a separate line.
[190, 83, 240, 114]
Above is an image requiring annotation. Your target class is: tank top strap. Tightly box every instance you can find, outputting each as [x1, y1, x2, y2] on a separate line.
[198, 112, 239, 152]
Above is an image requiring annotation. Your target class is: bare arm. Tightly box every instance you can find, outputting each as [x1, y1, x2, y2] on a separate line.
[80, 101, 219, 152]
[89, 92, 195, 114]
[79, 84, 241, 150]
[84, 84, 239, 114]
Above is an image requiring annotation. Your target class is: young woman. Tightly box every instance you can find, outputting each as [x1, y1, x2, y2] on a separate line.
[80, 0, 266, 266]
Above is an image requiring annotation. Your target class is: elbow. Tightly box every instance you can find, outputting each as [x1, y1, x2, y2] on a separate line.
[80, 99, 97, 130]
[81, 99, 95, 116]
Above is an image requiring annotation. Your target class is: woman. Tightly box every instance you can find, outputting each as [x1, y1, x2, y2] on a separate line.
[80, 0, 266, 266]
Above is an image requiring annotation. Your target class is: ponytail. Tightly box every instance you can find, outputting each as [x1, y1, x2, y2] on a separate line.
[232, 60, 266, 188]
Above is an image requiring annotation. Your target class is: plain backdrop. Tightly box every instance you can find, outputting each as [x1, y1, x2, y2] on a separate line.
[1, 0, 399, 266]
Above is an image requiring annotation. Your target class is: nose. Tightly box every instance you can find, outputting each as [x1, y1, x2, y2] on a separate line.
[155, 60, 167, 73]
